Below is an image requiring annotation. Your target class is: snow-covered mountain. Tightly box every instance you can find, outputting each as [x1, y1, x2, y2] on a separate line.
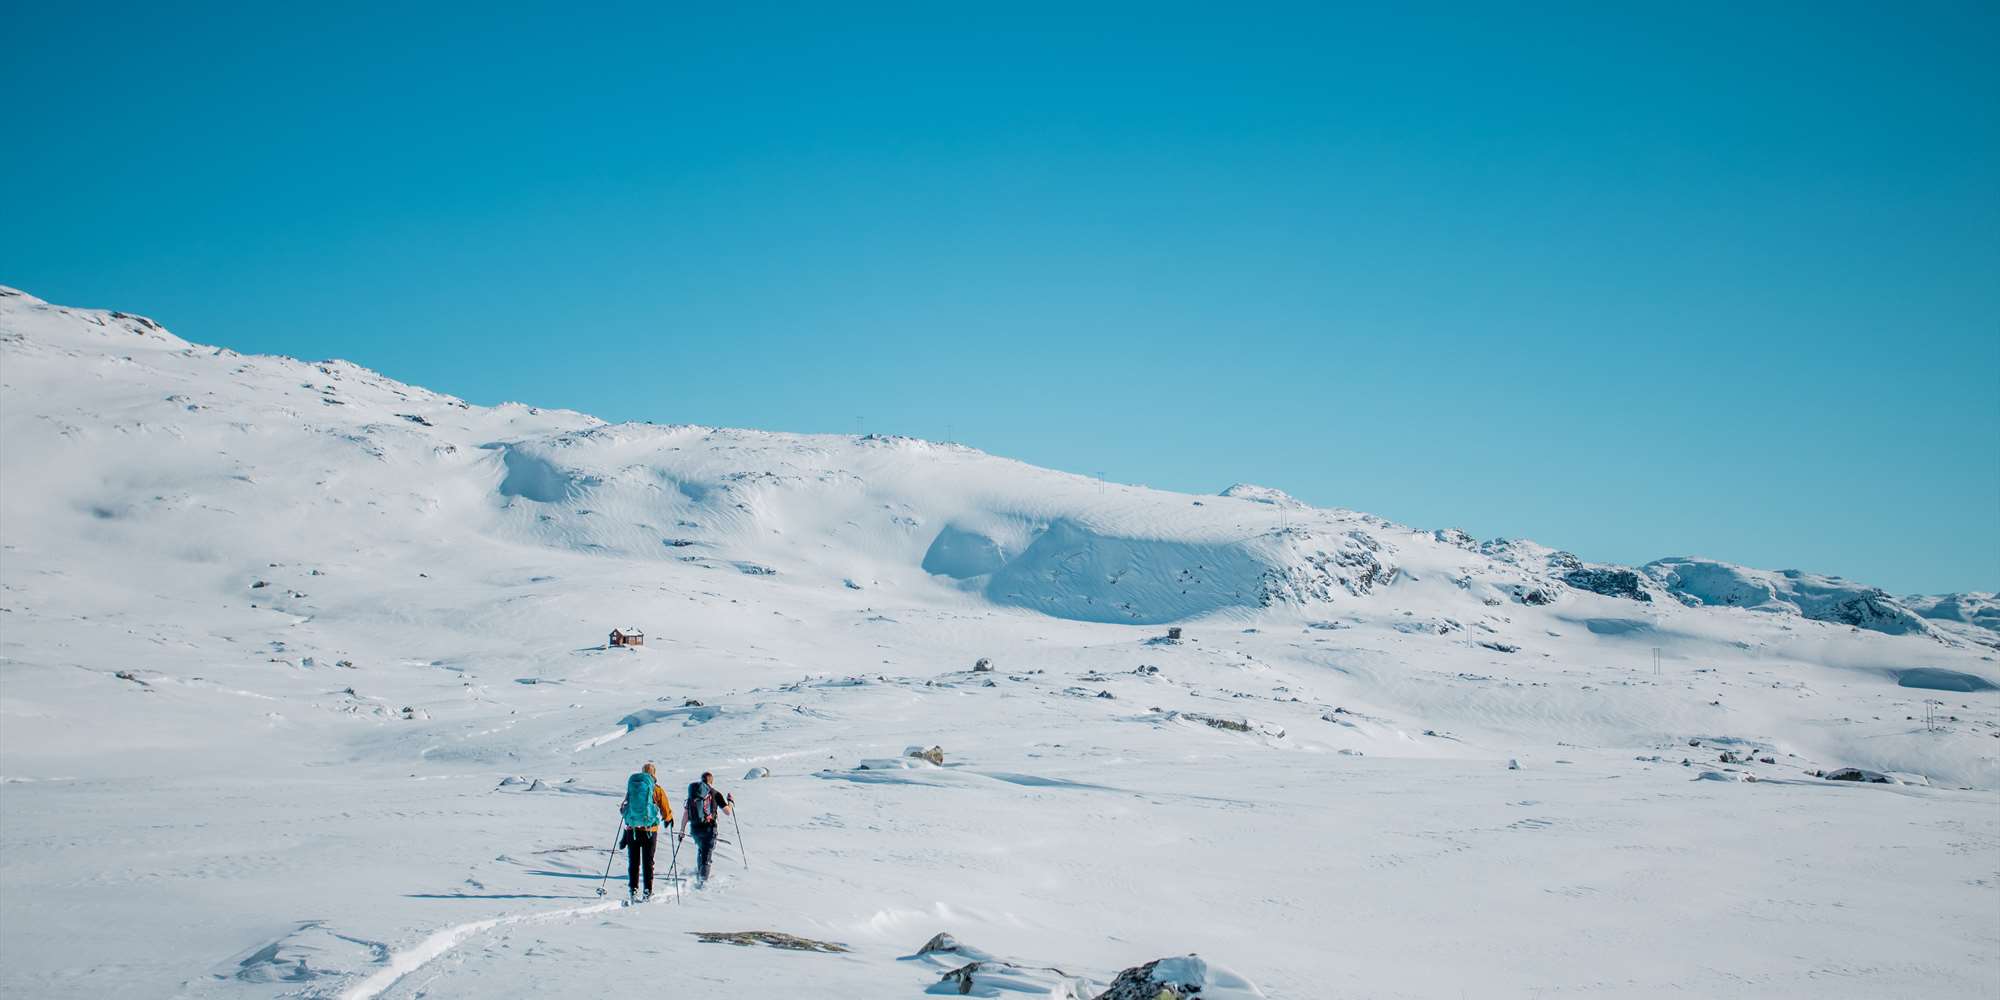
[3, 287, 1996, 1000]
[4, 285, 1981, 645]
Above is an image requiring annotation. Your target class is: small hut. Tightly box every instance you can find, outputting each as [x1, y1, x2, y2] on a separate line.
[609, 627, 645, 648]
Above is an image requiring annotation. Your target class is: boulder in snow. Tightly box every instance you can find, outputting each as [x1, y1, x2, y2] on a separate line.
[1093, 955, 1265, 999]
[917, 932, 963, 956]
[1823, 767, 1901, 784]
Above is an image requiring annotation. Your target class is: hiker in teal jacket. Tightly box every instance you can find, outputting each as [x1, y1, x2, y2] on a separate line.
[619, 762, 673, 901]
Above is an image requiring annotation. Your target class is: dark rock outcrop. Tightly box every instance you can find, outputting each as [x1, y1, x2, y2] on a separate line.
[1562, 567, 1652, 603]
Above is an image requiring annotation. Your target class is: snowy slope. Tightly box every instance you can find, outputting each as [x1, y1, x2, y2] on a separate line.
[2, 287, 1997, 1000]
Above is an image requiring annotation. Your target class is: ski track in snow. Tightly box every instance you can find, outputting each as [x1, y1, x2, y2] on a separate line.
[338, 899, 623, 1000]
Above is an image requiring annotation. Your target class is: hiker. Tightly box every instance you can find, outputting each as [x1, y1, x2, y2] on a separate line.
[618, 762, 674, 901]
[683, 771, 733, 884]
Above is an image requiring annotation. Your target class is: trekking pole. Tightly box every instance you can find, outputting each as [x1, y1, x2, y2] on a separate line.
[596, 820, 625, 897]
[667, 822, 684, 904]
[729, 800, 748, 870]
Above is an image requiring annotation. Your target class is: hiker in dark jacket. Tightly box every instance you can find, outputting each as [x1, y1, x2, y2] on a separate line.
[683, 771, 733, 884]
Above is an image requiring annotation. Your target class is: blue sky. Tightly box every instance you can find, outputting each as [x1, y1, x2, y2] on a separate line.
[6, 3, 1995, 593]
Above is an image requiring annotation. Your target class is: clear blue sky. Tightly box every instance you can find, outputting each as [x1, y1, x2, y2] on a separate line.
[6, 3, 1995, 593]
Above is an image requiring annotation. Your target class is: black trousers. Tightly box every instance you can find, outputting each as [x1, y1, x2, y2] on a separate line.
[626, 828, 657, 893]
[691, 824, 718, 879]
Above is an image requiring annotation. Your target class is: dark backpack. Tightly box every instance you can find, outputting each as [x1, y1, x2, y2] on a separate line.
[687, 781, 717, 825]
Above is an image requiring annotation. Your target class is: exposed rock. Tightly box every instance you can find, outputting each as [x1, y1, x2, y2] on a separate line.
[1563, 566, 1653, 603]
[1093, 955, 1264, 999]
[1258, 528, 1391, 606]
[1432, 527, 1477, 550]
[1183, 713, 1250, 733]
[1824, 767, 1900, 784]
[1393, 617, 1462, 636]
[917, 931, 962, 956]
[1514, 586, 1555, 606]
[937, 959, 1088, 998]
[108, 309, 163, 332]
[906, 745, 946, 766]
[690, 930, 848, 953]
[939, 961, 982, 993]
[973, 657, 994, 672]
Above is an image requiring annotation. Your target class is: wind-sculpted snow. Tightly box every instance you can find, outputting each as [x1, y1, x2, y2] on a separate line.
[920, 524, 1013, 579]
[494, 444, 592, 503]
[985, 519, 1282, 624]
[3, 287, 1999, 1000]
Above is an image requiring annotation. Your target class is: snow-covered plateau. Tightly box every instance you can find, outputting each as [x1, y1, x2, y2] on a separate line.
[1, 286, 1995, 999]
